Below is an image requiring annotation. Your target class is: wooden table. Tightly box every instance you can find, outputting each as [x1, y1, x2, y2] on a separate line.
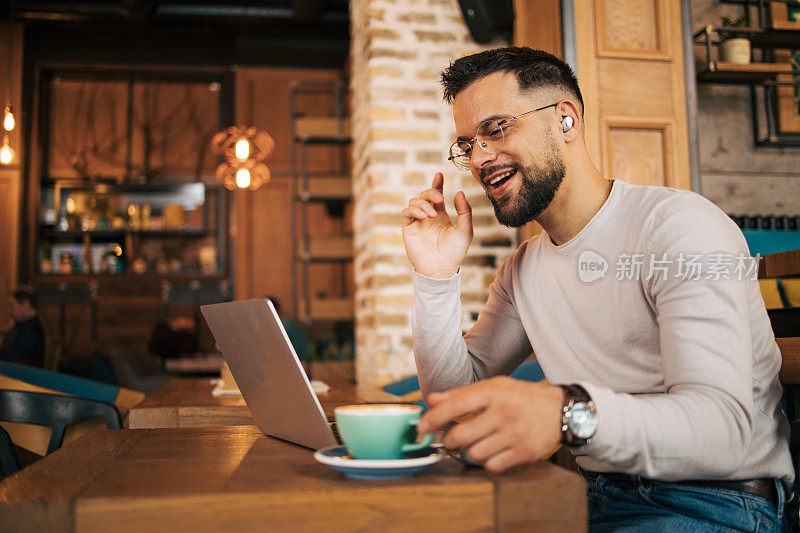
[127, 378, 252, 429]
[127, 377, 398, 429]
[0, 426, 587, 531]
[163, 354, 226, 375]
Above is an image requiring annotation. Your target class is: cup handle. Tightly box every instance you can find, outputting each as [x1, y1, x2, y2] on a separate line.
[401, 420, 435, 453]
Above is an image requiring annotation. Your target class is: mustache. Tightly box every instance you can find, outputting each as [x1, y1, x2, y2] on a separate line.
[479, 162, 520, 181]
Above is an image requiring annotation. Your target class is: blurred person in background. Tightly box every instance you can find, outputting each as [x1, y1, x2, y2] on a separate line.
[148, 308, 200, 360]
[1, 286, 45, 367]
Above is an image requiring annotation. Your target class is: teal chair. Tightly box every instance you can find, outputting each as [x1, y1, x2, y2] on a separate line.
[0, 361, 120, 404]
[382, 359, 546, 411]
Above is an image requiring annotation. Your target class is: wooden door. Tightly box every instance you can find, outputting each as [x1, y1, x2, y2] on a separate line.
[574, 0, 691, 190]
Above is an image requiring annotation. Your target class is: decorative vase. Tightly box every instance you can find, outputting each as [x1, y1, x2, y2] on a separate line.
[719, 38, 751, 65]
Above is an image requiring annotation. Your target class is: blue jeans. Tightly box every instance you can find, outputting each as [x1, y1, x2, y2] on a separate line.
[583, 470, 786, 532]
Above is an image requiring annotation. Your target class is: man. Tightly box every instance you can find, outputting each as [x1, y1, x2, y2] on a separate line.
[1, 286, 45, 366]
[401, 47, 792, 531]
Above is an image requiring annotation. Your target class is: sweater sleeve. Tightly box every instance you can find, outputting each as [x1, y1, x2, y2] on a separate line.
[577, 195, 758, 479]
[412, 255, 533, 397]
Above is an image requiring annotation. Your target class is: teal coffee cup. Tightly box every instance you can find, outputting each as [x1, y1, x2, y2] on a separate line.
[334, 404, 434, 460]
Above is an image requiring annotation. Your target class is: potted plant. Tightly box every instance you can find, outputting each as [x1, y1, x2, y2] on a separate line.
[716, 14, 752, 65]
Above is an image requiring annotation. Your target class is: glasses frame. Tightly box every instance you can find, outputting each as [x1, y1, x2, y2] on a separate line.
[447, 102, 559, 170]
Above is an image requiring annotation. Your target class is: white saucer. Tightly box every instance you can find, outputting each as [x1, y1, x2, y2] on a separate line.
[314, 445, 443, 480]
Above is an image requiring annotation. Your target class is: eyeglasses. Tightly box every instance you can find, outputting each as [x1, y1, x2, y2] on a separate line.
[447, 103, 558, 171]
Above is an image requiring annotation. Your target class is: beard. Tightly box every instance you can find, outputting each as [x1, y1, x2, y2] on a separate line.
[486, 133, 566, 228]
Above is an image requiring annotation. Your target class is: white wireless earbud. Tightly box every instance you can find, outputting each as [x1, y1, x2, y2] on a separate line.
[562, 116, 574, 133]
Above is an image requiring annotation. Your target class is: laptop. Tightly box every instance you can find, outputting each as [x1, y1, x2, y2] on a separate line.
[200, 298, 339, 450]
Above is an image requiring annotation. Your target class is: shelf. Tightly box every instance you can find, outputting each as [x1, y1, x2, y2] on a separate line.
[40, 229, 209, 239]
[33, 273, 228, 283]
[299, 297, 354, 321]
[749, 27, 800, 47]
[294, 117, 350, 138]
[697, 61, 793, 84]
[301, 236, 353, 262]
[290, 80, 353, 330]
[771, 20, 800, 32]
[41, 178, 219, 193]
[294, 135, 352, 145]
[299, 176, 351, 201]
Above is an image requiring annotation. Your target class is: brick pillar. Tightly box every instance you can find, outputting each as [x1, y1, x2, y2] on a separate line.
[350, 0, 518, 390]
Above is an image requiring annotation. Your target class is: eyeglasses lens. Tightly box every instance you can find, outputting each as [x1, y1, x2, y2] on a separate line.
[449, 143, 470, 171]
[477, 119, 505, 153]
[448, 119, 506, 171]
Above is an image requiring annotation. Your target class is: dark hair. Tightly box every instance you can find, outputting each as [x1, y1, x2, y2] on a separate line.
[440, 46, 583, 114]
[12, 285, 37, 310]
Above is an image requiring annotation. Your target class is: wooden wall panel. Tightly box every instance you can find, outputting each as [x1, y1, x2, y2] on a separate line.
[575, 0, 690, 191]
[597, 59, 673, 117]
[605, 121, 673, 187]
[233, 67, 350, 319]
[235, 68, 342, 175]
[0, 171, 21, 331]
[598, 0, 665, 56]
[514, 0, 563, 243]
[234, 178, 295, 308]
[514, 0, 563, 58]
[0, 23, 23, 331]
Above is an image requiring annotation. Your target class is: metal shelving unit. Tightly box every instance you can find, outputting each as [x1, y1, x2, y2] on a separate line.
[693, 0, 800, 146]
[288, 79, 353, 326]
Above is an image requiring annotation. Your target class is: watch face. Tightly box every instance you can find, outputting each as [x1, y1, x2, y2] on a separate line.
[569, 402, 598, 439]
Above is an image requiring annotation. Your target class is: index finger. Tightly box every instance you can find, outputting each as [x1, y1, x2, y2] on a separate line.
[419, 383, 491, 433]
[431, 172, 444, 192]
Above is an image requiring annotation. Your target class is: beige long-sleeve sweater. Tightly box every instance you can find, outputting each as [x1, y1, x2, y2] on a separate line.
[412, 179, 794, 488]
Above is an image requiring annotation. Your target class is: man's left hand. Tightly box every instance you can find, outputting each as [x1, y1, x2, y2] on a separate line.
[418, 377, 565, 473]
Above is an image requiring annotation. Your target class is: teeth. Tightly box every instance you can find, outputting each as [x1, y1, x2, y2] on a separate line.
[489, 170, 514, 186]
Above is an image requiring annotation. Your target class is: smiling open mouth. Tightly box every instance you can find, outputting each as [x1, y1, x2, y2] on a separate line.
[488, 169, 516, 189]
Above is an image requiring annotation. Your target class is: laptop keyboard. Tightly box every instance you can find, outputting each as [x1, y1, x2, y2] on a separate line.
[328, 419, 342, 444]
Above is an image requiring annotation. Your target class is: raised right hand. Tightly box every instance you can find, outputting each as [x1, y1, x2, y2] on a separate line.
[401, 172, 473, 278]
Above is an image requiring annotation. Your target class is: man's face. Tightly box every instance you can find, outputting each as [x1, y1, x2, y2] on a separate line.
[6, 297, 28, 322]
[452, 71, 566, 227]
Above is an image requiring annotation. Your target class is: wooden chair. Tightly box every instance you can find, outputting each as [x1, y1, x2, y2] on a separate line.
[43, 336, 62, 372]
[0, 389, 122, 456]
[780, 338, 800, 419]
[778, 337, 800, 531]
[0, 425, 20, 477]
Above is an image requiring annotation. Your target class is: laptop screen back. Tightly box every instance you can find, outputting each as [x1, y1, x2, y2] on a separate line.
[200, 299, 337, 449]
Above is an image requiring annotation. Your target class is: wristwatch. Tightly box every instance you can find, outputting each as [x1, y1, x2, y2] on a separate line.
[560, 384, 597, 448]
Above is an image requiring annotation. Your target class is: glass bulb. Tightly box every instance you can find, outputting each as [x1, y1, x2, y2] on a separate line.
[3, 108, 14, 132]
[235, 168, 251, 189]
[235, 138, 250, 161]
[0, 138, 13, 165]
[66, 197, 77, 214]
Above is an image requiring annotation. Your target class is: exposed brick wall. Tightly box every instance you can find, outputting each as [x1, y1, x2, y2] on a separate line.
[350, 0, 517, 389]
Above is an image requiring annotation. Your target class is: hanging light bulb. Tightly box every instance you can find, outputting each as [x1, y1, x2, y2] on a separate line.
[0, 136, 14, 165]
[235, 168, 251, 189]
[210, 126, 275, 191]
[3, 106, 14, 132]
[234, 138, 250, 161]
